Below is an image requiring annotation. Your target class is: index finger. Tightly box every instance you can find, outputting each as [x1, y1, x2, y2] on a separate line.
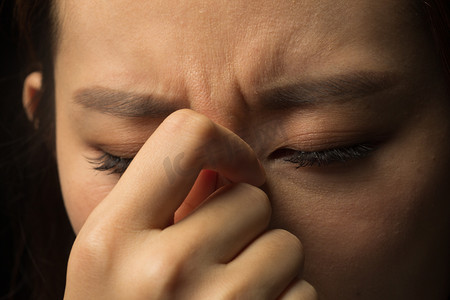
[96, 109, 266, 230]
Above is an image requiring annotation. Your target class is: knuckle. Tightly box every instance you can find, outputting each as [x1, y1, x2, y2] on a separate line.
[68, 226, 115, 272]
[166, 109, 217, 142]
[143, 246, 187, 292]
[187, 116, 217, 146]
[164, 110, 220, 167]
[164, 109, 195, 129]
[122, 237, 194, 298]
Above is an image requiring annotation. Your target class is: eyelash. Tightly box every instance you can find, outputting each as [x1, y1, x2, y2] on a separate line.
[90, 143, 375, 175]
[278, 143, 375, 168]
[89, 153, 133, 175]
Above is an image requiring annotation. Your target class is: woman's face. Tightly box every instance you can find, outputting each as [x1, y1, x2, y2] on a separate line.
[50, 0, 450, 298]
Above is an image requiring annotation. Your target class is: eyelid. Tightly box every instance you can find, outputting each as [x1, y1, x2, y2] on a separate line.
[89, 142, 144, 157]
[269, 142, 376, 168]
[87, 152, 134, 175]
[278, 130, 388, 152]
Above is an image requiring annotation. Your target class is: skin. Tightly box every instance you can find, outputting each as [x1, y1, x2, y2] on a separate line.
[24, 0, 450, 298]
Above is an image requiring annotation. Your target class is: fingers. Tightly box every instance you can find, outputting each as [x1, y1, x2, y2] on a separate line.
[168, 183, 272, 263]
[92, 109, 266, 230]
[278, 279, 319, 300]
[141, 184, 312, 299]
[66, 109, 317, 300]
[225, 229, 305, 299]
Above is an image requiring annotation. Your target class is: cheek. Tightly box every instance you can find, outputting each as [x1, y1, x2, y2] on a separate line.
[60, 166, 115, 234]
[265, 123, 450, 297]
[56, 114, 117, 234]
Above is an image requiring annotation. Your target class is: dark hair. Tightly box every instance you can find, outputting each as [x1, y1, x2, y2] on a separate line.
[1, 0, 73, 299]
[423, 0, 450, 86]
[0, 0, 449, 299]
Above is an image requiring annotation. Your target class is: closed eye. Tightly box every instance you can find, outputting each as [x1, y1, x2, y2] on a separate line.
[88, 152, 134, 175]
[89, 143, 376, 175]
[270, 143, 375, 168]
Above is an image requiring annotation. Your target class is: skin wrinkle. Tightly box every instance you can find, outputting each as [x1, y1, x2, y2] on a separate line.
[48, 0, 450, 299]
[72, 71, 398, 119]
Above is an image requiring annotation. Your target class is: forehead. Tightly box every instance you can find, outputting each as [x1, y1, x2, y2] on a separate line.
[55, 0, 420, 92]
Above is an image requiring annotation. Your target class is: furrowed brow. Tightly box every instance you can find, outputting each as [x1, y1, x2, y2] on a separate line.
[259, 71, 398, 110]
[73, 72, 397, 117]
[73, 87, 183, 118]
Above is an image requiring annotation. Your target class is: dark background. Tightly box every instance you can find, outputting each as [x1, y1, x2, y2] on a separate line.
[0, 0, 22, 297]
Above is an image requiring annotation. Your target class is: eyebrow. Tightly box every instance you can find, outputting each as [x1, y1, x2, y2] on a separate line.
[258, 71, 397, 110]
[73, 87, 184, 118]
[73, 71, 397, 118]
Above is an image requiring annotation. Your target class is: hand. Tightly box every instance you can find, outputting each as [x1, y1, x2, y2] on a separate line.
[64, 109, 318, 299]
